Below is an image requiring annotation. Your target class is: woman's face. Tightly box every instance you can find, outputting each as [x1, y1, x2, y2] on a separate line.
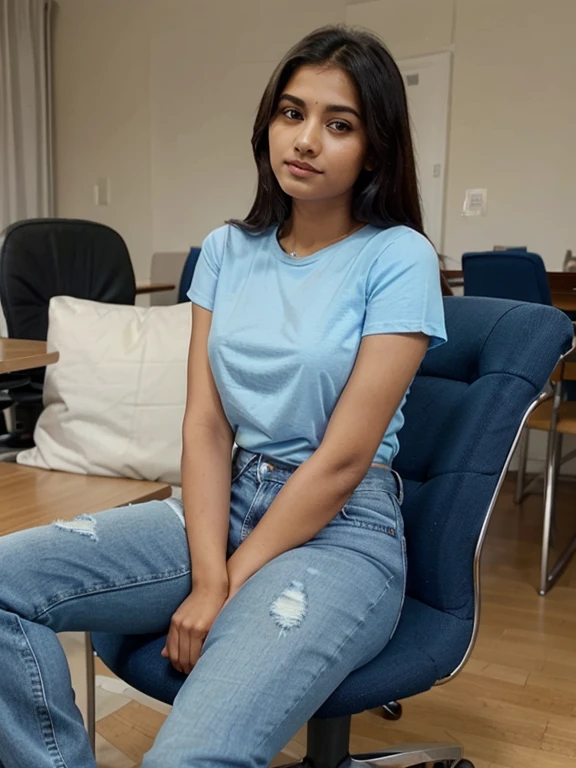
[268, 65, 369, 207]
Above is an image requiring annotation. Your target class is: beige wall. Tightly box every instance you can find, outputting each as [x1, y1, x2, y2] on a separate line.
[53, 0, 576, 273]
[347, 0, 576, 269]
[346, 0, 456, 59]
[445, 0, 576, 269]
[52, 0, 152, 280]
[148, 0, 346, 251]
[52, 0, 575, 471]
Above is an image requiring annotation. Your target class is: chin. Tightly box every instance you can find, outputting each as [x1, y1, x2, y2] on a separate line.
[276, 177, 323, 201]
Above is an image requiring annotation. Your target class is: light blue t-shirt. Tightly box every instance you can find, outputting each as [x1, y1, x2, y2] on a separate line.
[188, 223, 446, 467]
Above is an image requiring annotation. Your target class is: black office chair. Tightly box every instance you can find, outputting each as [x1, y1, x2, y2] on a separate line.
[0, 218, 137, 446]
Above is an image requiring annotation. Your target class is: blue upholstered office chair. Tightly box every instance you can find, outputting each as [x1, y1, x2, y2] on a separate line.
[177, 247, 202, 303]
[88, 298, 573, 767]
[462, 249, 552, 304]
[462, 250, 576, 593]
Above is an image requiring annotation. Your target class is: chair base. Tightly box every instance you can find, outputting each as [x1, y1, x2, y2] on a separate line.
[280, 746, 465, 768]
[381, 701, 403, 721]
[278, 717, 467, 768]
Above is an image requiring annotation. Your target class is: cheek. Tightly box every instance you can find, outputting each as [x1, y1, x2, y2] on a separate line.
[329, 140, 367, 180]
[268, 123, 287, 165]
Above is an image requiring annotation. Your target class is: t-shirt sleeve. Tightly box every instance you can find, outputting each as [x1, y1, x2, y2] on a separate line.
[186, 229, 223, 311]
[362, 229, 447, 349]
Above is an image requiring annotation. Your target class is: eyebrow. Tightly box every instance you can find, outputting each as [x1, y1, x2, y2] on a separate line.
[279, 93, 362, 120]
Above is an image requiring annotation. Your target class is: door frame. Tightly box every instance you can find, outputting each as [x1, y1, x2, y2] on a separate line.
[397, 51, 453, 253]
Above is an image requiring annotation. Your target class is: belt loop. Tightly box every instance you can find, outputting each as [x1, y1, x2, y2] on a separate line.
[256, 454, 265, 483]
[391, 469, 404, 505]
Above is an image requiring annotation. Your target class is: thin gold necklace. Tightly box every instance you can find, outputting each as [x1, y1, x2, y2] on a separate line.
[281, 222, 365, 259]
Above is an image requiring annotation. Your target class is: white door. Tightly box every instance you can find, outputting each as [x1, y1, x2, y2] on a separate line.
[398, 52, 452, 251]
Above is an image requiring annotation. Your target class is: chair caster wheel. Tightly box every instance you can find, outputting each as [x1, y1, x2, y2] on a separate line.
[381, 700, 402, 720]
[454, 761, 475, 768]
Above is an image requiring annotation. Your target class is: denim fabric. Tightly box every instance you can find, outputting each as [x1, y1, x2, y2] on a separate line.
[0, 450, 405, 768]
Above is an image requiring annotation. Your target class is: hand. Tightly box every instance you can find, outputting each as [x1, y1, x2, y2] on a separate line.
[161, 589, 227, 674]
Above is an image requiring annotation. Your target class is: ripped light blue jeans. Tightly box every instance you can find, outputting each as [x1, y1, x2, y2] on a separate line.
[0, 449, 406, 768]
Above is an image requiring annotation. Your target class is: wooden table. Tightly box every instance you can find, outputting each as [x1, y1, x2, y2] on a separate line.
[0, 462, 172, 535]
[547, 272, 576, 312]
[0, 339, 59, 374]
[135, 281, 176, 296]
[443, 270, 576, 311]
[0, 339, 171, 536]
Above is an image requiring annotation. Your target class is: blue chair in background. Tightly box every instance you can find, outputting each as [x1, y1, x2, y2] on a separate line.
[462, 249, 552, 304]
[87, 297, 573, 766]
[462, 249, 576, 593]
[177, 247, 201, 303]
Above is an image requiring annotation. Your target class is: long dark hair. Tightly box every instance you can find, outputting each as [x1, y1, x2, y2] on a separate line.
[229, 24, 424, 235]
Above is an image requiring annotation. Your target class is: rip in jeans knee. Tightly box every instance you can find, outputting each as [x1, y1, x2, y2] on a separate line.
[270, 580, 307, 635]
[52, 514, 98, 541]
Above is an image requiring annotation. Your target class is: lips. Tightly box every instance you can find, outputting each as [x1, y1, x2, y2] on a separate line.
[285, 160, 322, 178]
[286, 160, 321, 173]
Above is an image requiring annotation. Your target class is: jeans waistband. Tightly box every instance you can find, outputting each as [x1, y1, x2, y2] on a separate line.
[232, 447, 404, 505]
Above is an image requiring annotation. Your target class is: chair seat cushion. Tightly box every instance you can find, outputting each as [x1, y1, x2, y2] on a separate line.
[317, 597, 472, 717]
[91, 597, 472, 716]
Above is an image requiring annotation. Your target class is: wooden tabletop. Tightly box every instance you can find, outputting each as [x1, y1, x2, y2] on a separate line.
[0, 339, 59, 374]
[0, 462, 172, 535]
[135, 281, 176, 295]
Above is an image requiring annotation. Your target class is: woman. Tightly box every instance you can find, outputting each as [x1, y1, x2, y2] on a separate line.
[0, 24, 447, 768]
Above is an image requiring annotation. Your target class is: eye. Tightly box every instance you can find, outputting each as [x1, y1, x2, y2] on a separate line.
[328, 120, 352, 133]
[282, 107, 303, 121]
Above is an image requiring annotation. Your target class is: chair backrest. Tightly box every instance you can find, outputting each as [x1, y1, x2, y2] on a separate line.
[462, 250, 552, 305]
[395, 297, 573, 618]
[178, 247, 202, 303]
[0, 218, 136, 341]
[149, 251, 188, 307]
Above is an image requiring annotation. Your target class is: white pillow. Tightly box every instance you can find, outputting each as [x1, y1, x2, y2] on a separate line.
[17, 296, 191, 485]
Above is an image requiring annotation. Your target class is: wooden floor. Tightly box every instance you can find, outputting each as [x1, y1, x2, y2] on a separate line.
[95, 474, 576, 767]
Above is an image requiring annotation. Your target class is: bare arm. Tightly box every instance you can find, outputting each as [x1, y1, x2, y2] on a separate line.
[181, 303, 234, 593]
[162, 303, 234, 673]
[226, 332, 429, 595]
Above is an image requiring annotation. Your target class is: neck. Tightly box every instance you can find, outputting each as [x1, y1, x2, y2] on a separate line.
[281, 198, 358, 253]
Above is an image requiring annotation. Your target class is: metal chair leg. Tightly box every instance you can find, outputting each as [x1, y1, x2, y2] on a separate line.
[514, 428, 530, 504]
[85, 632, 96, 753]
[550, 433, 564, 548]
[539, 383, 562, 596]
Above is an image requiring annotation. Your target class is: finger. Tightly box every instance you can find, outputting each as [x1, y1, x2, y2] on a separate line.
[189, 635, 204, 669]
[166, 626, 183, 673]
[178, 627, 193, 675]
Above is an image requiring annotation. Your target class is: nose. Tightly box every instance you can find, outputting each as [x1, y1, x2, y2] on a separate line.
[293, 118, 321, 157]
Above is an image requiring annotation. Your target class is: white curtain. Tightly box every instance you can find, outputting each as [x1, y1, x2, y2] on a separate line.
[0, 0, 53, 234]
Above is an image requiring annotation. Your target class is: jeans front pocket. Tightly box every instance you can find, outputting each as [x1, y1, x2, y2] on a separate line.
[339, 489, 401, 538]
